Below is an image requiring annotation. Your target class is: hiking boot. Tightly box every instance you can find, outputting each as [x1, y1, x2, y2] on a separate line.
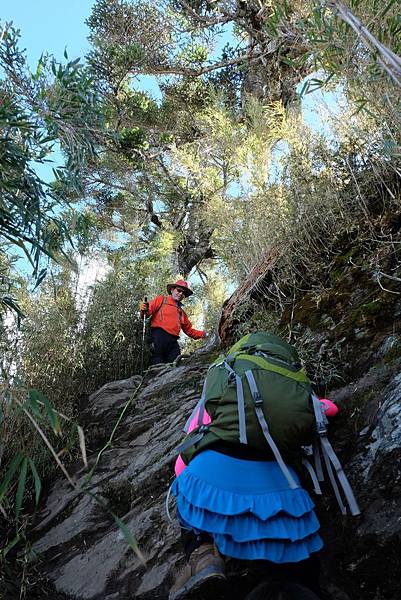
[169, 543, 227, 600]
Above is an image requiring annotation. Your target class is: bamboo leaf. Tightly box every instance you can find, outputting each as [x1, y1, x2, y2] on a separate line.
[15, 457, 28, 518]
[280, 56, 298, 68]
[0, 453, 23, 501]
[77, 426, 88, 468]
[0, 502, 8, 520]
[298, 79, 311, 98]
[27, 389, 43, 417]
[33, 267, 48, 290]
[112, 513, 145, 564]
[28, 459, 42, 506]
[380, 0, 398, 18]
[41, 394, 60, 434]
[1, 533, 21, 558]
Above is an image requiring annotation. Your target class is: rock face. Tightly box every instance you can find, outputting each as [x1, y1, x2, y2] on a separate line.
[32, 357, 211, 600]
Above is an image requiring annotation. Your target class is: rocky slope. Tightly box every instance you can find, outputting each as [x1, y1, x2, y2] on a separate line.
[31, 339, 401, 600]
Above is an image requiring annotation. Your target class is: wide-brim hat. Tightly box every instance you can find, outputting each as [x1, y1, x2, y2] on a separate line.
[166, 278, 193, 297]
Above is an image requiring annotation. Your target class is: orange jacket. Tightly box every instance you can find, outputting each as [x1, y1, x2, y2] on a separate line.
[147, 295, 205, 339]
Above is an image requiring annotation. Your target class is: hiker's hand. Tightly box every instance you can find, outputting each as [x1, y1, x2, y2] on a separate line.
[139, 301, 149, 313]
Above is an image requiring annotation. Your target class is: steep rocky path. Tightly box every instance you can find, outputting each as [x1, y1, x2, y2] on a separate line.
[32, 356, 211, 600]
[31, 336, 401, 600]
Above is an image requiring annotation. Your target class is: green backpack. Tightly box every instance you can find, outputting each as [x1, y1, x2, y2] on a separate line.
[177, 331, 360, 516]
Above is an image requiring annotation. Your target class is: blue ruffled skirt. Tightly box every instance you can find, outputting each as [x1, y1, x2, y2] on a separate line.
[172, 450, 323, 563]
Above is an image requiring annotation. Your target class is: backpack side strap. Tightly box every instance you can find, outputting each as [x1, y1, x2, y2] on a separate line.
[302, 456, 322, 495]
[183, 379, 208, 433]
[244, 370, 299, 491]
[311, 393, 361, 516]
[175, 425, 210, 454]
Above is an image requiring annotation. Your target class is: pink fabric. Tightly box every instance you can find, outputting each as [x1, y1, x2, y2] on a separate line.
[174, 398, 338, 476]
[319, 398, 339, 417]
[175, 408, 211, 477]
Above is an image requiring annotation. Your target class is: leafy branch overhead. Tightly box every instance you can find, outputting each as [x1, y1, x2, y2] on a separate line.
[0, 23, 103, 320]
[81, 0, 401, 279]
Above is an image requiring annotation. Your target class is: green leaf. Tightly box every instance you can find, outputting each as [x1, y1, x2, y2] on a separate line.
[15, 457, 28, 518]
[27, 389, 43, 418]
[28, 459, 42, 506]
[112, 513, 145, 564]
[1, 533, 21, 558]
[1, 296, 25, 326]
[28, 389, 60, 433]
[41, 394, 60, 434]
[33, 56, 44, 81]
[298, 79, 311, 98]
[33, 267, 47, 290]
[0, 453, 23, 502]
[380, 0, 398, 18]
[280, 56, 298, 68]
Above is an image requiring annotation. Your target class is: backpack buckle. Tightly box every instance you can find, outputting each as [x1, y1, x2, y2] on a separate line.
[302, 444, 313, 456]
[253, 392, 263, 407]
[317, 422, 327, 434]
[198, 425, 210, 434]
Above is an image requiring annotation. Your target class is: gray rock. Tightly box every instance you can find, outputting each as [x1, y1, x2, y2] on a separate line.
[32, 361, 206, 600]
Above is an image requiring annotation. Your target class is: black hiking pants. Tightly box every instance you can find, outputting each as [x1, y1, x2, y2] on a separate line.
[150, 327, 180, 365]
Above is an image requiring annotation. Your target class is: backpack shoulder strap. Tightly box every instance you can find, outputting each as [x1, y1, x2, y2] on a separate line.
[244, 369, 299, 490]
[223, 361, 247, 444]
[302, 455, 322, 495]
[147, 295, 166, 324]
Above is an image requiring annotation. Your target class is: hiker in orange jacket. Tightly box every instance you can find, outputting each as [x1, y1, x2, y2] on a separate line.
[139, 279, 207, 365]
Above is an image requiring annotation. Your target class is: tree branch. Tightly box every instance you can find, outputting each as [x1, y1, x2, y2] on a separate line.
[132, 51, 259, 78]
[327, 1, 401, 88]
[176, 1, 237, 27]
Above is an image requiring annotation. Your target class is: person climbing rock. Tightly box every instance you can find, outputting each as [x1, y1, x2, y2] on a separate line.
[168, 332, 345, 600]
[169, 450, 324, 600]
[139, 279, 207, 365]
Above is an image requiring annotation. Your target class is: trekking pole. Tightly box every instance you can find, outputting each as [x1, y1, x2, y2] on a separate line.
[140, 296, 148, 375]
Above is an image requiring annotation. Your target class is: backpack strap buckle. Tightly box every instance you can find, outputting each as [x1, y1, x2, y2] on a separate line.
[253, 392, 263, 407]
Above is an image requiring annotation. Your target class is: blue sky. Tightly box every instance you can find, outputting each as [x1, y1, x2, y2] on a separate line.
[1, 0, 94, 67]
